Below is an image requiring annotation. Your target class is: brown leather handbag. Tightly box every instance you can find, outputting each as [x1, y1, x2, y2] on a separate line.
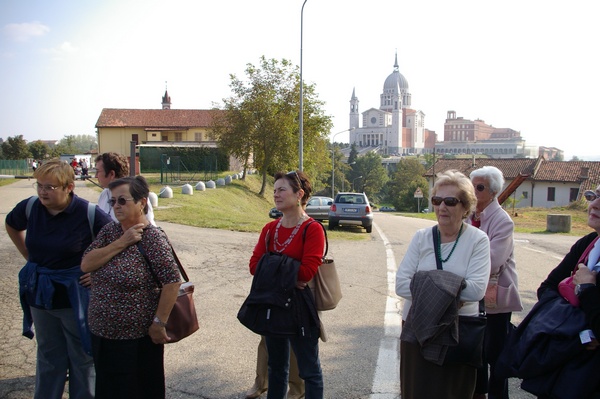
[138, 232, 199, 343]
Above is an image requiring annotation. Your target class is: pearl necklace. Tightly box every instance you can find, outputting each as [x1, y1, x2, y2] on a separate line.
[437, 223, 464, 263]
[273, 214, 306, 253]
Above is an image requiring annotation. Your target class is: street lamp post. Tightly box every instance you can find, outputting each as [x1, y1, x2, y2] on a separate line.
[352, 176, 363, 192]
[341, 161, 355, 192]
[299, 0, 308, 171]
[331, 127, 354, 197]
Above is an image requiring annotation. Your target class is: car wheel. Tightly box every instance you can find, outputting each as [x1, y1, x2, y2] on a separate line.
[365, 225, 372, 233]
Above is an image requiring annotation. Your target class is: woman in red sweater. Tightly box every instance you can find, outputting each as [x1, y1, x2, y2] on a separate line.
[248, 171, 325, 399]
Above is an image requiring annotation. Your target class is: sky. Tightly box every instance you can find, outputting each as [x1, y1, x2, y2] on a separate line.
[1, 0, 599, 161]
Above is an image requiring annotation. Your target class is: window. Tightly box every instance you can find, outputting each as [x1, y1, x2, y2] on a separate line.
[570, 188, 579, 202]
[523, 191, 528, 199]
[547, 187, 556, 201]
[175, 132, 182, 141]
[195, 132, 202, 141]
[131, 134, 138, 144]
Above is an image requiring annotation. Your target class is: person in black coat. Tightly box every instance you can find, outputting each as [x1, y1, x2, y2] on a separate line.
[533, 185, 600, 398]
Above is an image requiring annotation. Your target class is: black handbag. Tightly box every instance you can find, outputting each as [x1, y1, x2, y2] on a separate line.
[237, 249, 302, 337]
[433, 225, 487, 368]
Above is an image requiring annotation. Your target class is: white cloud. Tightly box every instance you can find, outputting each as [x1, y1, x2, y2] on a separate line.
[3, 21, 50, 42]
[41, 41, 79, 57]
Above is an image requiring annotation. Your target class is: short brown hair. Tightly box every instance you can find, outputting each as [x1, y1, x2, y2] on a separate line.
[95, 152, 129, 178]
[274, 170, 312, 207]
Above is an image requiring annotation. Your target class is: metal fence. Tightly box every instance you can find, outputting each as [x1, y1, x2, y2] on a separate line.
[0, 160, 29, 176]
[139, 147, 227, 184]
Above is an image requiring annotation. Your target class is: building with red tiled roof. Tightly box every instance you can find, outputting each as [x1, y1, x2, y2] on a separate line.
[424, 157, 600, 208]
[95, 90, 232, 172]
[96, 105, 221, 155]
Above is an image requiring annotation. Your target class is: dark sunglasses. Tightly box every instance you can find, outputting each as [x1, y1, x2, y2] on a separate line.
[287, 171, 303, 189]
[584, 190, 599, 202]
[108, 197, 135, 207]
[475, 184, 486, 192]
[431, 196, 462, 207]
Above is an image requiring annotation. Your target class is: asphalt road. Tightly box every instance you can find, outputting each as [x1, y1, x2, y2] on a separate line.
[0, 178, 581, 398]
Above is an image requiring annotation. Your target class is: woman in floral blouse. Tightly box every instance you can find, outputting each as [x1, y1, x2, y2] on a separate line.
[81, 176, 180, 399]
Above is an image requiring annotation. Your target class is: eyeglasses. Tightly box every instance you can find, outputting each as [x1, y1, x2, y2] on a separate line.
[33, 183, 62, 192]
[431, 196, 462, 207]
[287, 171, 303, 189]
[584, 190, 599, 202]
[475, 184, 486, 192]
[108, 197, 135, 207]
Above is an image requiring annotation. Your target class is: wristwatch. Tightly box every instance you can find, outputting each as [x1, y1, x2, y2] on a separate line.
[575, 283, 596, 297]
[153, 315, 167, 327]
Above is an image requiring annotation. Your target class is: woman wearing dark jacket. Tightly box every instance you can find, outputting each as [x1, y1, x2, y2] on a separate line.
[532, 185, 600, 398]
[247, 171, 325, 399]
[538, 185, 600, 343]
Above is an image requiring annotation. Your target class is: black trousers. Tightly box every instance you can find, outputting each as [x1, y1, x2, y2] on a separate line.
[91, 333, 165, 399]
[474, 312, 512, 399]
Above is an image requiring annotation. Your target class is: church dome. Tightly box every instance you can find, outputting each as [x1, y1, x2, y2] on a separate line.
[383, 65, 408, 93]
[383, 53, 409, 93]
[383, 70, 408, 92]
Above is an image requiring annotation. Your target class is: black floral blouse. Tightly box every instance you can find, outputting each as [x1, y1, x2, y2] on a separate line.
[85, 223, 181, 339]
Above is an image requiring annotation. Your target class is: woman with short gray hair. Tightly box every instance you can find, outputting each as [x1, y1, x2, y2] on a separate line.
[469, 165, 523, 399]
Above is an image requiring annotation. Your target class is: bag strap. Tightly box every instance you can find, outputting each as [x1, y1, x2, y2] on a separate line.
[303, 220, 328, 259]
[137, 227, 189, 288]
[26, 195, 96, 240]
[575, 236, 600, 271]
[432, 225, 485, 315]
[432, 225, 443, 270]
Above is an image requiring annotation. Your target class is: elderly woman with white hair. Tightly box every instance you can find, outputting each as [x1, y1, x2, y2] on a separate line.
[469, 166, 523, 399]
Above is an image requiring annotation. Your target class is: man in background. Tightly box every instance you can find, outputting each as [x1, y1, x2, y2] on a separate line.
[94, 152, 156, 225]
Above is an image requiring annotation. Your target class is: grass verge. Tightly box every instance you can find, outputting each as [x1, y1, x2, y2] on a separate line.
[399, 205, 591, 236]
[139, 173, 368, 240]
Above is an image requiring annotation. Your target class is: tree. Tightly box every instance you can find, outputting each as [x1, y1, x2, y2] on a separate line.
[353, 152, 387, 200]
[56, 134, 97, 154]
[1, 135, 31, 160]
[29, 140, 51, 160]
[211, 56, 332, 195]
[385, 158, 429, 212]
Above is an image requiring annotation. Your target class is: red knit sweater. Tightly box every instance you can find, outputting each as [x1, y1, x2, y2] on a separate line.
[249, 218, 325, 282]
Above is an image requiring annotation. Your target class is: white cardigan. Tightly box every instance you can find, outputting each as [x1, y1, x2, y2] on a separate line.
[396, 223, 491, 320]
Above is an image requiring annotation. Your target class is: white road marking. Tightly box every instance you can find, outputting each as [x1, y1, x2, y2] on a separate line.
[370, 222, 402, 399]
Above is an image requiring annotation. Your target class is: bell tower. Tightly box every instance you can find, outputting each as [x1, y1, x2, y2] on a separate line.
[349, 87, 359, 131]
[162, 82, 171, 110]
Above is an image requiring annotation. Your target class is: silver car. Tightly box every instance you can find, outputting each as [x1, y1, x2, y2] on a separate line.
[328, 192, 373, 233]
[305, 196, 334, 221]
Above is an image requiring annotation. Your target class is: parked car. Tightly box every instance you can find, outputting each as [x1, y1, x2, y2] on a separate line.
[328, 192, 373, 233]
[379, 206, 396, 212]
[268, 207, 283, 219]
[305, 196, 333, 221]
[421, 208, 430, 213]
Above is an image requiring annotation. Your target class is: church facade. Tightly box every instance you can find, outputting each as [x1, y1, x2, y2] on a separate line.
[348, 54, 434, 156]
